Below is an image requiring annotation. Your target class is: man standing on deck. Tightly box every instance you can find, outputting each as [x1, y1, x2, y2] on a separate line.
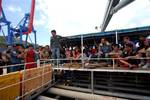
[50, 30, 62, 65]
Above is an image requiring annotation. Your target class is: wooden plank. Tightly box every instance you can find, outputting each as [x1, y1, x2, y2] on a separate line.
[21, 67, 43, 95]
[0, 72, 20, 100]
[21, 64, 52, 96]
[43, 64, 52, 84]
[63, 63, 82, 69]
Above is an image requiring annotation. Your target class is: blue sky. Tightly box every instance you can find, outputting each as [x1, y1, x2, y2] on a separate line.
[2, 0, 150, 45]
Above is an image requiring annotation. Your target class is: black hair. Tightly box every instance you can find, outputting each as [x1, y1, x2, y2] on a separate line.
[112, 44, 119, 48]
[125, 43, 133, 48]
[28, 44, 33, 47]
[15, 44, 21, 46]
[51, 30, 56, 33]
[123, 36, 129, 40]
[19, 44, 24, 48]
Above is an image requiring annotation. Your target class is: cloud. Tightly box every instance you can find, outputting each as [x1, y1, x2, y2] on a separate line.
[34, 12, 47, 27]
[35, 0, 107, 36]
[7, 5, 22, 13]
[34, 19, 45, 27]
[34, 0, 150, 45]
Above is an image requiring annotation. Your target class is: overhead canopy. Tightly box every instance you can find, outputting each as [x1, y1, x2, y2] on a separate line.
[62, 26, 150, 47]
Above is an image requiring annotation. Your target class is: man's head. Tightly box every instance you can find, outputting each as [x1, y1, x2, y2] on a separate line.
[112, 44, 119, 51]
[100, 38, 105, 44]
[123, 36, 130, 43]
[28, 44, 34, 50]
[139, 35, 145, 41]
[15, 44, 21, 50]
[45, 45, 49, 50]
[51, 30, 56, 37]
[124, 43, 133, 52]
[18, 45, 24, 52]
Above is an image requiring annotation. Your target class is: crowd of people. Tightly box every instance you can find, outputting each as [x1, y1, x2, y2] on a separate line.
[50, 30, 150, 69]
[0, 29, 150, 75]
[0, 44, 51, 75]
[63, 36, 150, 69]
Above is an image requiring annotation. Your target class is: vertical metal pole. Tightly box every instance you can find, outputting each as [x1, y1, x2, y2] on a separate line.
[7, 22, 12, 45]
[81, 35, 84, 68]
[50, 35, 51, 48]
[113, 58, 115, 70]
[52, 69, 55, 84]
[19, 26, 23, 44]
[3, 68, 7, 74]
[1, 28, 7, 43]
[115, 31, 118, 44]
[22, 63, 26, 99]
[57, 59, 58, 68]
[34, 30, 37, 49]
[25, 35, 28, 48]
[91, 71, 94, 94]
[42, 61, 45, 87]
[0, 0, 2, 16]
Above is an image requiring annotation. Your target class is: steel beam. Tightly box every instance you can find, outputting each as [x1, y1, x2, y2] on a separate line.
[95, 90, 150, 100]
[111, 0, 135, 14]
[47, 87, 125, 100]
[36, 96, 57, 100]
[101, 0, 114, 32]
[101, 0, 135, 32]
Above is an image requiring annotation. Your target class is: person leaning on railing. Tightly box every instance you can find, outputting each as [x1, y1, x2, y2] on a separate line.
[108, 43, 138, 69]
[24, 45, 37, 69]
[8, 44, 22, 73]
[137, 48, 146, 67]
[65, 47, 71, 63]
[98, 38, 112, 58]
[108, 44, 122, 67]
[123, 36, 137, 52]
[17, 45, 25, 70]
[108, 44, 122, 58]
[98, 38, 112, 66]
[45, 45, 51, 59]
[117, 43, 138, 69]
[142, 48, 150, 68]
[72, 46, 81, 62]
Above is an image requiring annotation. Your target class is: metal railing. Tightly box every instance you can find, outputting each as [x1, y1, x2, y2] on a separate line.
[50, 57, 150, 100]
[0, 57, 150, 99]
[49, 57, 150, 70]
